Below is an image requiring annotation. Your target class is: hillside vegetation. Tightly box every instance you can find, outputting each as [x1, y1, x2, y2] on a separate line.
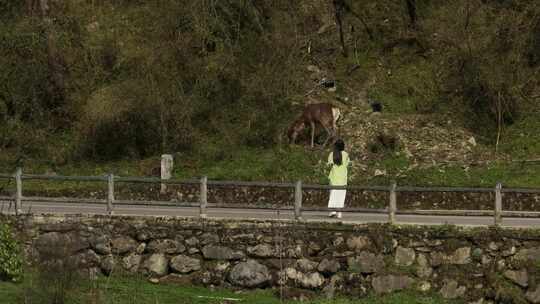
[1, 0, 539, 186]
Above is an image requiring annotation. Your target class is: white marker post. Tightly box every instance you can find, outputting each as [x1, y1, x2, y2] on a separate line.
[160, 154, 173, 194]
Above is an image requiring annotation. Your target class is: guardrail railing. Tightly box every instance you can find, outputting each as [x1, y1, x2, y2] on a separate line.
[1, 168, 540, 225]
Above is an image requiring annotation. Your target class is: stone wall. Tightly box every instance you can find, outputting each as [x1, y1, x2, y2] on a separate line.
[6, 214, 540, 303]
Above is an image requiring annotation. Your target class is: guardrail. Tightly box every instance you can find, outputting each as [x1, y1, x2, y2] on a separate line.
[1, 168, 540, 225]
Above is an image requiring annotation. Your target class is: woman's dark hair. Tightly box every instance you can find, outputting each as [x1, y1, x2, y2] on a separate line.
[333, 139, 345, 166]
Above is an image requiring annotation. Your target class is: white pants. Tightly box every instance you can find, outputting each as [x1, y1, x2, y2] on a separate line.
[328, 189, 346, 208]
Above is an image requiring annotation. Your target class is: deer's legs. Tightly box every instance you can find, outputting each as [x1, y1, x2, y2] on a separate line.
[321, 124, 334, 147]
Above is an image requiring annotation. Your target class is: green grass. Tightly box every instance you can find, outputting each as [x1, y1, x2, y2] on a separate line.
[1, 144, 540, 199]
[0, 281, 19, 304]
[366, 158, 540, 188]
[0, 276, 459, 304]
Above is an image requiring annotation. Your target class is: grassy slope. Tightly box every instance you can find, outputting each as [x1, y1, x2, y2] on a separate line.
[0, 276, 459, 304]
[1, 3, 539, 191]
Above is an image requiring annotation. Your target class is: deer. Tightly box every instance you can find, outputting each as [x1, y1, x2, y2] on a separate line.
[287, 103, 341, 148]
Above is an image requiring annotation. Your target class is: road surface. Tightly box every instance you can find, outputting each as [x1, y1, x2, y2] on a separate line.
[1, 200, 540, 228]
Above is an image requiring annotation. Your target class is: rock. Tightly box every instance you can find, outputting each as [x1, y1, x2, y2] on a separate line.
[86, 21, 99, 32]
[122, 253, 142, 272]
[143, 254, 169, 276]
[416, 254, 433, 278]
[40, 223, 77, 232]
[468, 136, 477, 146]
[286, 245, 303, 258]
[284, 267, 299, 281]
[185, 237, 199, 247]
[298, 272, 325, 289]
[488, 242, 499, 251]
[526, 284, 540, 303]
[247, 244, 274, 257]
[135, 229, 168, 241]
[90, 235, 111, 255]
[332, 251, 355, 258]
[346, 236, 371, 251]
[297, 259, 318, 272]
[170, 255, 201, 274]
[35, 232, 89, 256]
[146, 239, 185, 254]
[134, 243, 145, 254]
[481, 255, 492, 265]
[348, 252, 385, 274]
[516, 247, 540, 263]
[308, 242, 322, 255]
[504, 269, 528, 288]
[372, 275, 414, 294]
[416, 247, 431, 253]
[450, 247, 471, 265]
[395, 246, 415, 266]
[418, 281, 431, 292]
[73, 249, 100, 268]
[100, 255, 115, 275]
[440, 280, 466, 299]
[307, 65, 321, 73]
[497, 259, 506, 271]
[112, 236, 138, 255]
[229, 260, 270, 288]
[502, 246, 516, 257]
[202, 245, 244, 260]
[317, 259, 340, 274]
[333, 237, 345, 247]
[215, 262, 230, 272]
[323, 274, 342, 299]
[428, 240, 443, 247]
[472, 248, 483, 259]
[374, 169, 387, 176]
[200, 233, 219, 245]
[188, 248, 199, 254]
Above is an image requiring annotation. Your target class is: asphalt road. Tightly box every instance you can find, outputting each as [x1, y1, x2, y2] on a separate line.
[1, 200, 540, 228]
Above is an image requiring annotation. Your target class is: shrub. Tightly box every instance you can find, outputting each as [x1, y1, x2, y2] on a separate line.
[0, 221, 23, 282]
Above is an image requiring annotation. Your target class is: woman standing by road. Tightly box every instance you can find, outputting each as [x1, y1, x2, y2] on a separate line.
[327, 139, 350, 219]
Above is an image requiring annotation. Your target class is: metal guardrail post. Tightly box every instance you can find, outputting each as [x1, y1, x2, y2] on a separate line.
[200, 176, 208, 218]
[294, 180, 303, 220]
[14, 167, 22, 215]
[107, 174, 115, 215]
[495, 182, 502, 225]
[389, 182, 397, 224]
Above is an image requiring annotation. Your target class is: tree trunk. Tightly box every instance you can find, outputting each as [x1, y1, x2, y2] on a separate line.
[405, 0, 417, 29]
[333, 0, 348, 58]
[39, 0, 66, 105]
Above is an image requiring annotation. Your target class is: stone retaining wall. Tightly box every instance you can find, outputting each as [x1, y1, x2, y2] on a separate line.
[6, 214, 540, 303]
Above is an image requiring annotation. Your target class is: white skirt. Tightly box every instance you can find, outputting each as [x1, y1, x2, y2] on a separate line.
[328, 189, 346, 208]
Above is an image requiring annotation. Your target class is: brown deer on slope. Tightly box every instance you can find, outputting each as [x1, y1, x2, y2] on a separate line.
[288, 103, 341, 148]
